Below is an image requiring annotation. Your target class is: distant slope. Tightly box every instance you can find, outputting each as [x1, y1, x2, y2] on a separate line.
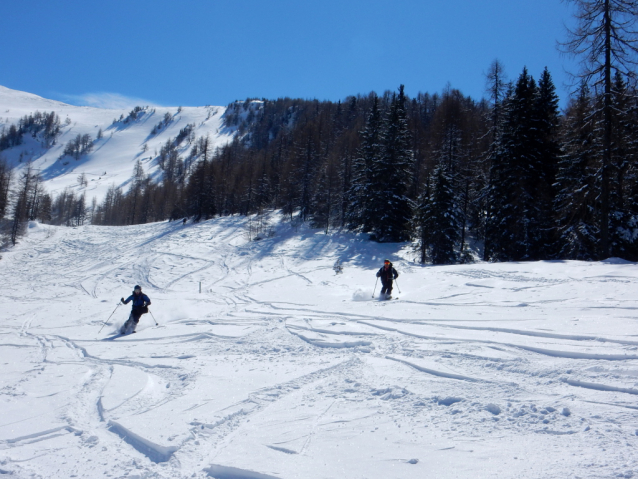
[0, 85, 235, 202]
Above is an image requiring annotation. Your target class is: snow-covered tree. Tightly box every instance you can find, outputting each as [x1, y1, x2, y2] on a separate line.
[560, 0, 638, 257]
[485, 68, 541, 261]
[608, 72, 638, 259]
[370, 85, 414, 242]
[534, 67, 562, 258]
[346, 95, 382, 232]
[554, 81, 600, 260]
[413, 162, 460, 264]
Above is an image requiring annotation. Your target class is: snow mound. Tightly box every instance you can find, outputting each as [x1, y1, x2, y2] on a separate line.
[602, 257, 634, 264]
[352, 289, 373, 301]
[107, 420, 178, 463]
[371, 386, 409, 400]
[485, 403, 501, 415]
[204, 464, 281, 479]
[437, 397, 463, 406]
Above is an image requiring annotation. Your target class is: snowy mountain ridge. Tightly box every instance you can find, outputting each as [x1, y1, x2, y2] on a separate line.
[0, 85, 236, 202]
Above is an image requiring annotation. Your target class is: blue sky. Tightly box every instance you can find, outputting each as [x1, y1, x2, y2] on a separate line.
[0, 0, 578, 108]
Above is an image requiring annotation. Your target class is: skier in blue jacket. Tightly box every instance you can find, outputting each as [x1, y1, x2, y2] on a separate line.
[120, 285, 151, 334]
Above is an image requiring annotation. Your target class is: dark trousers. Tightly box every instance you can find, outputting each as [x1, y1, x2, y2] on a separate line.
[381, 279, 393, 295]
[130, 307, 144, 324]
[122, 311, 142, 334]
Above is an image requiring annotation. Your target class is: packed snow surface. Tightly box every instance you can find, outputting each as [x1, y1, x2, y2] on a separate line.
[1, 215, 638, 478]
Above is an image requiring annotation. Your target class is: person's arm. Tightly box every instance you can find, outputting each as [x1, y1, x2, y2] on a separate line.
[376, 268, 381, 278]
[143, 294, 151, 306]
[121, 295, 132, 304]
[393, 268, 399, 279]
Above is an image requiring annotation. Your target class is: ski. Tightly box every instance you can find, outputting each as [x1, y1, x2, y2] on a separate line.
[377, 296, 398, 301]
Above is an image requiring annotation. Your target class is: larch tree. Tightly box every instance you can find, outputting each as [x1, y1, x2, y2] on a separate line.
[10, 164, 38, 245]
[485, 59, 509, 140]
[559, 0, 638, 258]
[0, 156, 13, 220]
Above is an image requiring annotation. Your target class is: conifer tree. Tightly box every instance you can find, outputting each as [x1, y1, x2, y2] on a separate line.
[346, 95, 382, 232]
[370, 85, 414, 242]
[422, 163, 460, 264]
[0, 157, 12, 220]
[485, 68, 541, 261]
[554, 82, 599, 259]
[186, 160, 206, 220]
[338, 148, 353, 228]
[411, 182, 431, 265]
[432, 163, 460, 264]
[37, 193, 52, 224]
[297, 133, 316, 222]
[10, 164, 38, 245]
[534, 67, 561, 257]
[560, 0, 638, 258]
[253, 159, 270, 215]
[128, 160, 145, 224]
[480, 61, 509, 259]
[608, 72, 638, 258]
[137, 179, 154, 224]
[203, 158, 217, 220]
[485, 60, 508, 136]
[310, 167, 331, 232]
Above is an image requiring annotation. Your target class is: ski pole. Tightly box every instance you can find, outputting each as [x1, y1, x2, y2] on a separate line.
[395, 278, 402, 294]
[98, 303, 121, 334]
[148, 308, 159, 326]
[372, 277, 379, 298]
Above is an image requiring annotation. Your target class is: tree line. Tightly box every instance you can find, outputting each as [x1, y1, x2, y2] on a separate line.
[88, 61, 638, 262]
[5, 65, 638, 261]
[5, 0, 638, 262]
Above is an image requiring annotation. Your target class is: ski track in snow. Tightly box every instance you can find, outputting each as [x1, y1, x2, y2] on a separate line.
[1, 216, 638, 478]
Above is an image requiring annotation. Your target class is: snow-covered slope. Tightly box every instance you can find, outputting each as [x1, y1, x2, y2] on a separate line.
[0, 85, 234, 201]
[1, 215, 637, 478]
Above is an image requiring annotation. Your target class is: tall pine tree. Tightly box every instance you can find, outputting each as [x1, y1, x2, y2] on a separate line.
[346, 95, 382, 232]
[485, 68, 542, 261]
[534, 67, 561, 257]
[554, 81, 599, 259]
[370, 85, 414, 242]
[413, 162, 459, 264]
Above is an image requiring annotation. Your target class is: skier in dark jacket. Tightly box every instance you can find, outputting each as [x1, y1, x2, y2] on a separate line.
[376, 259, 398, 299]
[120, 285, 151, 333]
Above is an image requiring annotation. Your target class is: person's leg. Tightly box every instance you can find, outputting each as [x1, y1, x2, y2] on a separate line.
[121, 312, 133, 334]
[131, 311, 142, 331]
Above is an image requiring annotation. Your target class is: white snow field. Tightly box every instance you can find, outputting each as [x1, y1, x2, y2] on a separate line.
[0, 85, 234, 201]
[1, 215, 638, 479]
